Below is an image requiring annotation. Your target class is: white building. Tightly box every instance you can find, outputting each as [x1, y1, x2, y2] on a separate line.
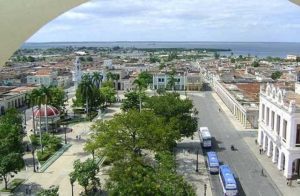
[258, 83, 300, 179]
[27, 69, 58, 87]
[286, 55, 298, 61]
[152, 73, 185, 91]
[71, 57, 82, 89]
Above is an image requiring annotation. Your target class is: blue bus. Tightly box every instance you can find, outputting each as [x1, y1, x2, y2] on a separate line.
[199, 127, 212, 148]
[207, 151, 219, 174]
[219, 165, 238, 196]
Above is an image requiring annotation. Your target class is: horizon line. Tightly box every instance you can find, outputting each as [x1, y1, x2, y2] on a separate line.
[24, 41, 300, 44]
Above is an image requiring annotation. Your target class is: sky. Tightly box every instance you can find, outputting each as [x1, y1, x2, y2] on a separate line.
[27, 0, 300, 42]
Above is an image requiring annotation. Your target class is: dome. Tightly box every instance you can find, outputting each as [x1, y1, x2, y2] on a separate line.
[33, 105, 60, 117]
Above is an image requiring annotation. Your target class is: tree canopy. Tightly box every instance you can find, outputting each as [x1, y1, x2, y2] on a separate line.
[70, 159, 100, 194]
[145, 93, 197, 137]
[0, 109, 24, 190]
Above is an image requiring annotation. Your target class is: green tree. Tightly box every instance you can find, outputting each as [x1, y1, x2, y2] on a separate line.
[86, 56, 93, 62]
[133, 77, 147, 112]
[100, 86, 116, 106]
[70, 159, 100, 194]
[214, 52, 220, 59]
[40, 85, 53, 132]
[137, 71, 153, 87]
[107, 152, 195, 195]
[0, 109, 24, 190]
[145, 93, 197, 137]
[149, 54, 160, 63]
[167, 69, 177, 92]
[271, 71, 282, 80]
[121, 91, 146, 112]
[78, 75, 94, 117]
[252, 61, 260, 67]
[92, 72, 103, 89]
[87, 110, 178, 162]
[48, 87, 65, 112]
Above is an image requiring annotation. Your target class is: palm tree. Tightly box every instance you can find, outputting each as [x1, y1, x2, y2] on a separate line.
[167, 69, 177, 92]
[78, 75, 94, 118]
[133, 78, 146, 112]
[40, 85, 52, 132]
[106, 72, 114, 81]
[31, 88, 44, 153]
[92, 72, 103, 89]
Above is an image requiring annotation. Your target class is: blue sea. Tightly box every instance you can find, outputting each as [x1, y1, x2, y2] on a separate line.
[22, 42, 300, 58]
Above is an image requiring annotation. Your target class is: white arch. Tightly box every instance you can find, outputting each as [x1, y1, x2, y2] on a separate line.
[0, 0, 89, 67]
[290, 0, 300, 5]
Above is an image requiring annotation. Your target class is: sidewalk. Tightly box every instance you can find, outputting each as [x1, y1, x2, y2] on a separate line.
[211, 92, 300, 196]
[10, 102, 123, 196]
[176, 133, 212, 196]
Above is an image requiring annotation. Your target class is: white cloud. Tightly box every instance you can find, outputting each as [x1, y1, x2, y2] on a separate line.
[27, 0, 300, 42]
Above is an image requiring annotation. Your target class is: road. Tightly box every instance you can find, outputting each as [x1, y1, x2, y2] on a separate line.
[189, 92, 280, 196]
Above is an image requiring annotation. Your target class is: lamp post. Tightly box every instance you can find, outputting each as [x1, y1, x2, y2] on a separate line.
[70, 181, 74, 196]
[196, 150, 199, 172]
[31, 149, 36, 172]
[64, 125, 67, 144]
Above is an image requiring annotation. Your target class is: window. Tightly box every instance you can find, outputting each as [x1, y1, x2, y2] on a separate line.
[271, 111, 275, 130]
[276, 115, 281, 135]
[262, 104, 265, 121]
[158, 78, 164, 82]
[296, 125, 300, 147]
[282, 120, 287, 141]
[266, 107, 270, 126]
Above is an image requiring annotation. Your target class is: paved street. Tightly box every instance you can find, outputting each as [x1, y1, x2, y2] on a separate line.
[189, 92, 281, 196]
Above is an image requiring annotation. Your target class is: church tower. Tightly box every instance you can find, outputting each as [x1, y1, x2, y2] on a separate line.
[72, 56, 82, 89]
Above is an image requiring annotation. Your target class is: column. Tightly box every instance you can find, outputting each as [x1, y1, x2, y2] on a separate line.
[267, 138, 272, 157]
[284, 156, 293, 179]
[263, 135, 267, 151]
[274, 112, 278, 133]
[277, 151, 283, 170]
[258, 128, 263, 146]
[272, 145, 277, 163]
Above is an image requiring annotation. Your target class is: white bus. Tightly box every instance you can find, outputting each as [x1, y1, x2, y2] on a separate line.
[199, 127, 212, 148]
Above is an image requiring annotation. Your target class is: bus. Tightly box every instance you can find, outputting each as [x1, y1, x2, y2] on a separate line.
[199, 127, 212, 148]
[219, 165, 238, 196]
[207, 151, 220, 174]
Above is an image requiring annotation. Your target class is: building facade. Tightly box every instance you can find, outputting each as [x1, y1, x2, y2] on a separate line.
[27, 70, 58, 87]
[258, 83, 300, 179]
[152, 73, 185, 91]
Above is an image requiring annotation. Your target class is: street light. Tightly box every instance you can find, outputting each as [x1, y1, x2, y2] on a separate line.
[196, 150, 199, 172]
[64, 125, 67, 144]
[31, 149, 36, 172]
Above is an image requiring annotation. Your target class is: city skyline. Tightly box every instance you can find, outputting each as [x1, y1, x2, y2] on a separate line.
[27, 0, 300, 43]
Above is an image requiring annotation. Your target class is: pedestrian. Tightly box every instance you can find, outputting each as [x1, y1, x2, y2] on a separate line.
[76, 135, 78, 140]
[36, 166, 39, 172]
[79, 135, 81, 140]
[261, 169, 264, 176]
[25, 186, 28, 194]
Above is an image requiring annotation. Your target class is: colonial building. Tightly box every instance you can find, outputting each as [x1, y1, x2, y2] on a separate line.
[214, 80, 259, 129]
[0, 86, 36, 115]
[152, 73, 185, 91]
[27, 69, 58, 87]
[258, 83, 300, 179]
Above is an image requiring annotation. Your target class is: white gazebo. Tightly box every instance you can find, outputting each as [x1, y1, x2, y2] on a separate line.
[33, 105, 60, 131]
